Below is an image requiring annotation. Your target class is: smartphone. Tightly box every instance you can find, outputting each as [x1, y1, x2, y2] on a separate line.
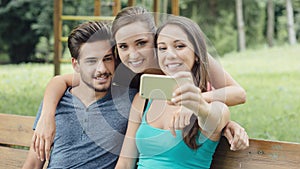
[140, 74, 186, 100]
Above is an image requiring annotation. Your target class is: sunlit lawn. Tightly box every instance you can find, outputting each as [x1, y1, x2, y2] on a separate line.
[219, 45, 300, 142]
[0, 63, 73, 116]
[0, 44, 299, 142]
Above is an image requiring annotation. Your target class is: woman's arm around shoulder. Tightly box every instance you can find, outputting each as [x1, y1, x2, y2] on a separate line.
[33, 73, 79, 161]
[204, 53, 246, 106]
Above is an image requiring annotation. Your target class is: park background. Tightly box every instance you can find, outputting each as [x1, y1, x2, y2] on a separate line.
[0, 0, 299, 143]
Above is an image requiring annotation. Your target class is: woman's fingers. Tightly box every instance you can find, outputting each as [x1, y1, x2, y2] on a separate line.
[234, 129, 249, 150]
[230, 128, 249, 151]
[39, 138, 45, 161]
[31, 133, 37, 152]
[172, 71, 193, 80]
[35, 136, 40, 159]
[169, 115, 176, 137]
[185, 115, 190, 126]
[32, 130, 54, 161]
[223, 127, 234, 145]
[172, 83, 200, 99]
[169, 109, 194, 137]
[45, 139, 51, 161]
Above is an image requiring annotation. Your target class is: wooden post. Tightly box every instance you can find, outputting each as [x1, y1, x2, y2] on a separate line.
[153, 0, 160, 13]
[94, 0, 101, 16]
[113, 0, 121, 16]
[128, 0, 136, 6]
[53, 0, 63, 76]
[172, 0, 179, 15]
[153, 0, 160, 24]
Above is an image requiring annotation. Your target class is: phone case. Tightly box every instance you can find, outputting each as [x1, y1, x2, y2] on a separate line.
[140, 74, 182, 100]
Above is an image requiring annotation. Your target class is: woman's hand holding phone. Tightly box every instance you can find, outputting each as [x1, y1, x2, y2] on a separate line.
[170, 71, 209, 117]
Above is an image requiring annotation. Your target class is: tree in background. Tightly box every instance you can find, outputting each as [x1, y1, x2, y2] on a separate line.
[286, 0, 297, 45]
[294, 0, 300, 41]
[180, 0, 238, 55]
[235, 0, 246, 51]
[0, 0, 39, 63]
[180, 0, 264, 55]
[0, 0, 299, 64]
[31, 0, 54, 62]
[267, 0, 275, 47]
[180, 0, 299, 55]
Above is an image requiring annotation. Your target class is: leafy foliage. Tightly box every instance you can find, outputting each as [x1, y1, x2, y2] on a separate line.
[0, 0, 299, 63]
[0, 0, 38, 63]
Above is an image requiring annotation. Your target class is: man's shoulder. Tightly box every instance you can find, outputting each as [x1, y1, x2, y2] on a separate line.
[128, 87, 138, 95]
[123, 87, 138, 102]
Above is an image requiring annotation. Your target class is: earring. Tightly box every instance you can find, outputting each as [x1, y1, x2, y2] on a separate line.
[195, 57, 199, 63]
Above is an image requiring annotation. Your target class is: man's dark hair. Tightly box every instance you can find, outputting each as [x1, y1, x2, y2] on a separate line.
[68, 21, 114, 61]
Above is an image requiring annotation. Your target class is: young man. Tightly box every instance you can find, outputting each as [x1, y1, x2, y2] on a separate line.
[22, 21, 137, 169]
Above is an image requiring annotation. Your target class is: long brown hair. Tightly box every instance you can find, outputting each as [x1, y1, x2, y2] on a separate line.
[155, 16, 210, 149]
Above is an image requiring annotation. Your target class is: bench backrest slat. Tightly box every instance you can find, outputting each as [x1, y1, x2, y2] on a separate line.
[210, 137, 300, 169]
[0, 113, 35, 147]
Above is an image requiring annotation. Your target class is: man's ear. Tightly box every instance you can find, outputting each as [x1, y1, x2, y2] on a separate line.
[72, 58, 80, 73]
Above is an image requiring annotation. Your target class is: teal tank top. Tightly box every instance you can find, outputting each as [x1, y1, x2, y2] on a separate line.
[135, 100, 219, 169]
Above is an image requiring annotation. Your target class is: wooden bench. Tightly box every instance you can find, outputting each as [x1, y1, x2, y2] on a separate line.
[211, 135, 300, 168]
[0, 113, 35, 169]
[1, 113, 300, 169]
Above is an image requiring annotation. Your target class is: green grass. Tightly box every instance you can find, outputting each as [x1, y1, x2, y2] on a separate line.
[0, 63, 73, 115]
[219, 45, 300, 143]
[0, 44, 299, 143]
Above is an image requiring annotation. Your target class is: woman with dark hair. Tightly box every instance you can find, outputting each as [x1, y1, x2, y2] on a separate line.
[116, 15, 231, 169]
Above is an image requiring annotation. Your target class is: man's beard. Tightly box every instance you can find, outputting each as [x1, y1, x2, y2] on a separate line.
[94, 88, 109, 92]
[81, 73, 112, 93]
